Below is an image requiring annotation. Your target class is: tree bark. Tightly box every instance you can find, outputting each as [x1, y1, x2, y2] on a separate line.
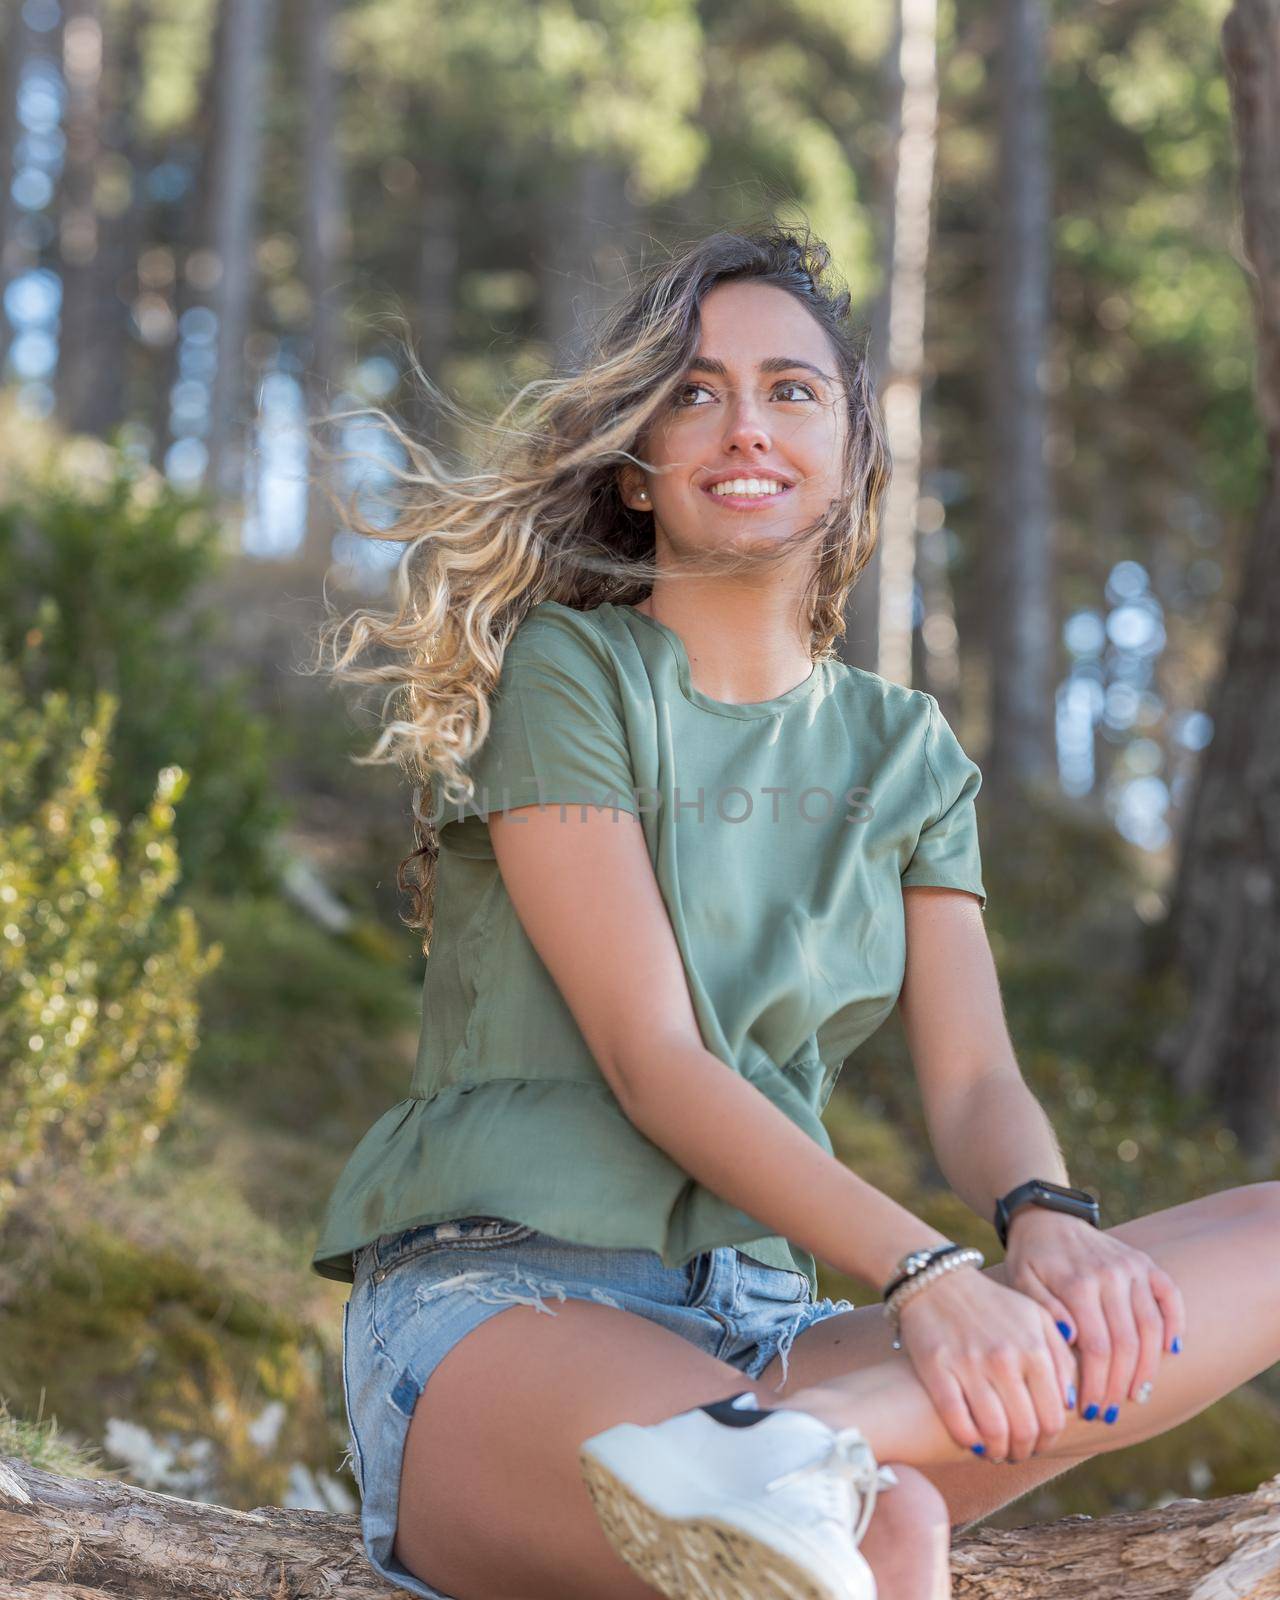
[92, 0, 148, 444]
[872, 0, 943, 698]
[205, 0, 278, 503]
[1147, 0, 1280, 1157]
[54, 0, 105, 438]
[414, 141, 459, 443]
[838, 5, 902, 679]
[538, 153, 635, 372]
[2, 1455, 1279, 1599]
[985, 0, 1057, 803]
[0, 3, 49, 380]
[56, 0, 147, 443]
[298, 0, 347, 579]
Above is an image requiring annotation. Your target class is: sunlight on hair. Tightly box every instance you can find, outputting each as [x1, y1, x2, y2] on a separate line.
[295, 221, 890, 952]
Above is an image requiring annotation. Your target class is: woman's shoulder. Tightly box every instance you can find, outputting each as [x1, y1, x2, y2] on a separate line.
[823, 656, 933, 733]
[501, 599, 635, 686]
[493, 602, 633, 711]
[508, 598, 622, 654]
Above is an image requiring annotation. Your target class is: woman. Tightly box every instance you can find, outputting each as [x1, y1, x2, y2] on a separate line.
[309, 227, 1279, 1600]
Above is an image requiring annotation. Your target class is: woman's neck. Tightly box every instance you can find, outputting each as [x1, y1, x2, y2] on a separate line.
[632, 587, 814, 705]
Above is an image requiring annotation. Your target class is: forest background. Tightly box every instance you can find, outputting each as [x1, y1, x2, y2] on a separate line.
[1, 0, 1277, 1532]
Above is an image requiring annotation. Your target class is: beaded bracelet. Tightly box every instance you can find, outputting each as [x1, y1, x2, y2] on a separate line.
[884, 1245, 985, 1350]
[881, 1243, 967, 1303]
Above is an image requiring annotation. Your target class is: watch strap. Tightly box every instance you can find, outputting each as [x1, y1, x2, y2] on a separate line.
[995, 1179, 1100, 1248]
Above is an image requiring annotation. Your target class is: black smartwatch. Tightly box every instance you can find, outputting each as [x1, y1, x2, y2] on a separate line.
[994, 1178, 1101, 1249]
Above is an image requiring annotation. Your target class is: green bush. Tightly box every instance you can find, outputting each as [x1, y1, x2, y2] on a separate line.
[186, 889, 420, 1125]
[0, 427, 285, 894]
[0, 627, 222, 1220]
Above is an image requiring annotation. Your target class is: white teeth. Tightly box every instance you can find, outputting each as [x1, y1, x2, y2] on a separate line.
[708, 478, 786, 497]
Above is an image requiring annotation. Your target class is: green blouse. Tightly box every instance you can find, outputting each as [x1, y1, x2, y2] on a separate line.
[310, 600, 987, 1295]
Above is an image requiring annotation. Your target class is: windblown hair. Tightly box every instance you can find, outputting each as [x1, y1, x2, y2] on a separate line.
[306, 222, 890, 952]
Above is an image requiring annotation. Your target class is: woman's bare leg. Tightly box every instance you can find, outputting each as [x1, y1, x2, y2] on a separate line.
[395, 1296, 951, 1600]
[757, 1181, 1280, 1528]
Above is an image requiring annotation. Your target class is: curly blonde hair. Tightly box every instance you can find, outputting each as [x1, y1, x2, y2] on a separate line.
[306, 222, 889, 952]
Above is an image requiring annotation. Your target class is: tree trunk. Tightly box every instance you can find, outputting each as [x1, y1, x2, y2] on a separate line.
[839, 3, 903, 678]
[412, 142, 460, 450]
[1148, 0, 1280, 1158]
[55, 0, 106, 438]
[205, 0, 277, 503]
[150, 1, 224, 469]
[874, 0, 941, 695]
[299, 0, 346, 579]
[1, 1455, 1278, 1598]
[0, 2, 43, 380]
[539, 154, 634, 372]
[92, 0, 148, 444]
[985, 0, 1056, 806]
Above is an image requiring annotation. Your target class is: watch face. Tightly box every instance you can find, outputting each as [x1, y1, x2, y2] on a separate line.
[1035, 1181, 1092, 1203]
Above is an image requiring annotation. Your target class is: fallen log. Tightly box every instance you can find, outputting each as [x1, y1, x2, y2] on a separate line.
[2, 1454, 1280, 1599]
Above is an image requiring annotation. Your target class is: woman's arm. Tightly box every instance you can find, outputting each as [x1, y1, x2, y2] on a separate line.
[487, 803, 951, 1291]
[897, 884, 1070, 1226]
[489, 801, 1091, 1457]
[898, 884, 1184, 1413]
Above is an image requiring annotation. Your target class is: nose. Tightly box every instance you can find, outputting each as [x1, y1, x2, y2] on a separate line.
[719, 392, 774, 457]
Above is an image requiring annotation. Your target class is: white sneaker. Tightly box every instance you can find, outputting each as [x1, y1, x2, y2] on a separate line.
[579, 1391, 898, 1600]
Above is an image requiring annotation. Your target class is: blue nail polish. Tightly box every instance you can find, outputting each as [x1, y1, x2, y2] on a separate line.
[1066, 1384, 1076, 1409]
[971, 1443, 986, 1455]
[1083, 1403, 1099, 1420]
[1104, 1405, 1119, 1424]
[1056, 1320, 1073, 1341]
[1171, 1336, 1182, 1354]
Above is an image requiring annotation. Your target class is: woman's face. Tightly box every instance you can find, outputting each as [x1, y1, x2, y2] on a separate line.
[622, 279, 849, 571]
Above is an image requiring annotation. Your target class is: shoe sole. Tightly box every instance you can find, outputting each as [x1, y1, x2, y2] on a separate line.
[579, 1447, 856, 1600]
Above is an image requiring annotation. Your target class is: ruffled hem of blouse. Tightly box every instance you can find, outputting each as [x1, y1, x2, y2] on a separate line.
[309, 1078, 812, 1291]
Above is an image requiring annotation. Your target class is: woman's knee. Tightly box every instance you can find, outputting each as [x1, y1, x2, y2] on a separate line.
[1241, 1180, 1280, 1224]
[1189, 1180, 1280, 1235]
[861, 1464, 951, 1587]
[873, 1462, 951, 1534]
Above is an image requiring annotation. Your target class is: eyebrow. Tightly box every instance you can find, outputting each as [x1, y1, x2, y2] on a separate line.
[685, 356, 834, 383]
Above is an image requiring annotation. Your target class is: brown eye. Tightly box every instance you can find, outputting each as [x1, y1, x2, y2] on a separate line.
[675, 379, 817, 406]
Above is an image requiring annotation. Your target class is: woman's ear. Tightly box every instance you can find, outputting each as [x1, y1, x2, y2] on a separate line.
[618, 469, 651, 512]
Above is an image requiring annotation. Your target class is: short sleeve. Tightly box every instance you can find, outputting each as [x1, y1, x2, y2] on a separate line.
[437, 608, 639, 854]
[900, 694, 988, 911]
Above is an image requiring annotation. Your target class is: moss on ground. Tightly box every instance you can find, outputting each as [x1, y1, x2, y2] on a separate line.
[0, 1156, 350, 1509]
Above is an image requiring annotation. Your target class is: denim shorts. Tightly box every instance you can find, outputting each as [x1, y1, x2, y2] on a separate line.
[340, 1215, 860, 1599]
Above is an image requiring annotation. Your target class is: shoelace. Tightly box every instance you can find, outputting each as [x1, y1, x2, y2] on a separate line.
[762, 1427, 898, 1545]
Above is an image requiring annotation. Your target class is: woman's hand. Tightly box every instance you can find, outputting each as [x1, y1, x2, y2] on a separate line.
[1000, 1208, 1186, 1423]
[895, 1264, 1079, 1462]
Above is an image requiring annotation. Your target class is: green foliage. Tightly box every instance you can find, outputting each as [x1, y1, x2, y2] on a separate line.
[185, 890, 421, 1130]
[342, 0, 708, 200]
[0, 631, 222, 1222]
[0, 1181, 343, 1508]
[0, 431, 287, 895]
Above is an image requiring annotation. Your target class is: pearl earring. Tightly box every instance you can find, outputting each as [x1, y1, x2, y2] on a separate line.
[637, 490, 649, 502]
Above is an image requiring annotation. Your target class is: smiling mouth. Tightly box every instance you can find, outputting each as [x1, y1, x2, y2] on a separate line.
[700, 481, 795, 508]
